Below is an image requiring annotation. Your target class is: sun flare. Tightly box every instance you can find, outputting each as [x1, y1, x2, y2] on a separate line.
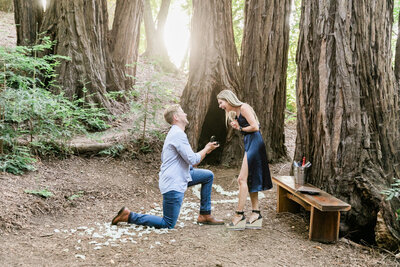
[163, 0, 190, 68]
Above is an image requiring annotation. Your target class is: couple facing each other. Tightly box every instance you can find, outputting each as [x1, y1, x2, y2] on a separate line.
[111, 89, 272, 230]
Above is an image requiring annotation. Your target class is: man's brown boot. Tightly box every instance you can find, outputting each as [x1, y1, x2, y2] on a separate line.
[197, 214, 224, 225]
[111, 207, 130, 225]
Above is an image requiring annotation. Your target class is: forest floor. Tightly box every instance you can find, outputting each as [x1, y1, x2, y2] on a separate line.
[1, 11, 400, 267]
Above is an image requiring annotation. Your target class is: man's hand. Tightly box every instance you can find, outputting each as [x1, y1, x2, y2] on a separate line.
[205, 141, 220, 154]
[197, 142, 220, 163]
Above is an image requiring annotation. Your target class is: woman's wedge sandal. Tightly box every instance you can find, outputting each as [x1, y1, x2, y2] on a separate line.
[245, 210, 263, 229]
[226, 211, 246, 230]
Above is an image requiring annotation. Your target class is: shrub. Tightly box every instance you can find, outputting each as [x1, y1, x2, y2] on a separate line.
[0, 38, 111, 174]
[381, 179, 400, 221]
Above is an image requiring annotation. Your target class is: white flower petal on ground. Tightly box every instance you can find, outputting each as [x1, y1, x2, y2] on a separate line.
[75, 254, 85, 260]
[92, 233, 103, 238]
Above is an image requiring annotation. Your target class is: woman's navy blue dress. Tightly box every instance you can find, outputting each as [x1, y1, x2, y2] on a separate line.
[236, 114, 272, 193]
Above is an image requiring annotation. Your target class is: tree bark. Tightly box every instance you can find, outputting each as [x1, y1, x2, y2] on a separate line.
[181, 0, 242, 165]
[142, 0, 177, 72]
[13, 0, 43, 46]
[109, 0, 143, 88]
[295, 1, 400, 246]
[39, 0, 142, 113]
[240, 0, 291, 163]
[395, 12, 400, 83]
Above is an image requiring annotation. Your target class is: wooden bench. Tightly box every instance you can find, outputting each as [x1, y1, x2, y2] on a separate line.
[272, 176, 351, 243]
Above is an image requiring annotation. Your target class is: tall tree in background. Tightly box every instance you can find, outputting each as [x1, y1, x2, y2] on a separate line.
[295, 1, 400, 247]
[181, 0, 242, 165]
[13, 0, 43, 46]
[109, 0, 143, 88]
[142, 0, 176, 72]
[15, 0, 143, 113]
[240, 0, 291, 163]
[395, 12, 400, 82]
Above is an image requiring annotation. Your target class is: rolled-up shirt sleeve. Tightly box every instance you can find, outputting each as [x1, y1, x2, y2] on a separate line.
[174, 131, 201, 166]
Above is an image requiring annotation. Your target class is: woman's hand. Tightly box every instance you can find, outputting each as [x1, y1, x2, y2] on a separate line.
[230, 120, 240, 130]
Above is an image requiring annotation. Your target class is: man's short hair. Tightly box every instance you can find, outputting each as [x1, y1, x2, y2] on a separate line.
[164, 104, 181, 125]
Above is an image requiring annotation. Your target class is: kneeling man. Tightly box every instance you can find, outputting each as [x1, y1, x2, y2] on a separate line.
[111, 104, 223, 228]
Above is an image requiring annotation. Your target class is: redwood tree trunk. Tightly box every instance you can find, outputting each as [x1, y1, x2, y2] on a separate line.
[181, 0, 242, 165]
[39, 0, 142, 113]
[240, 0, 291, 163]
[13, 0, 43, 46]
[142, 0, 176, 72]
[395, 13, 400, 82]
[109, 0, 143, 88]
[295, 1, 400, 247]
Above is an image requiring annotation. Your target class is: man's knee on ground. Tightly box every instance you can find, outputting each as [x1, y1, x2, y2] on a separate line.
[166, 222, 177, 229]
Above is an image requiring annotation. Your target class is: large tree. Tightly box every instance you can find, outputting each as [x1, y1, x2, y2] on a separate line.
[14, 0, 143, 113]
[180, 0, 242, 165]
[109, 0, 143, 88]
[142, 0, 176, 72]
[295, 0, 400, 247]
[240, 0, 291, 163]
[13, 0, 43, 46]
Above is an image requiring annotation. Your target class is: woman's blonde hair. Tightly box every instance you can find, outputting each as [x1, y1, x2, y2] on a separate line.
[217, 90, 259, 126]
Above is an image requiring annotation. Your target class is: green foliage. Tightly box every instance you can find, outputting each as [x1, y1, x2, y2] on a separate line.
[382, 179, 400, 201]
[0, 38, 111, 174]
[98, 144, 125, 157]
[392, 1, 400, 66]
[139, 141, 152, 153]
[232, 0, 244, 55]
[1, 39, 68, 91]
[180, 0, 192, 16]
[381, 179, 400, 221]
[0, 147, 36, 175]
[0, 0, 13, 12]
[150, 129, 166, 141]
[286, 0, 301, 117]
[130, 62, 177, 143]
[25, 188, 53, 198]
[67, 191, 84, 201]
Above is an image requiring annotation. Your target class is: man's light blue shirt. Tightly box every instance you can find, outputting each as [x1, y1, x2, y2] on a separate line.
[159, 125, 201, 194]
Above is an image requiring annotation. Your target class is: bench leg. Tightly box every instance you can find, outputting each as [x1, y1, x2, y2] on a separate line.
[276, 185, 300, 213]
[309, 207, 340, 243]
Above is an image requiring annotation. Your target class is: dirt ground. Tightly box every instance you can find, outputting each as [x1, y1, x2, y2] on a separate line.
[1, 122, 399, 266]
[1, 10, 399, 267]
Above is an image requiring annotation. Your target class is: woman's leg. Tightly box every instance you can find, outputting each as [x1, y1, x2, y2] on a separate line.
[232, 153, 249, 225]
[249, 192, 260, 223]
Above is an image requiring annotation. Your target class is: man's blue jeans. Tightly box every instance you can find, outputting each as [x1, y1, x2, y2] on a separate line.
[128, 168, 214, 229]
[188, 167, 213, 215]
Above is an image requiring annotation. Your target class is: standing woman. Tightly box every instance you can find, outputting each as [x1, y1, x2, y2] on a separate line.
[217, 90, 272, 230]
